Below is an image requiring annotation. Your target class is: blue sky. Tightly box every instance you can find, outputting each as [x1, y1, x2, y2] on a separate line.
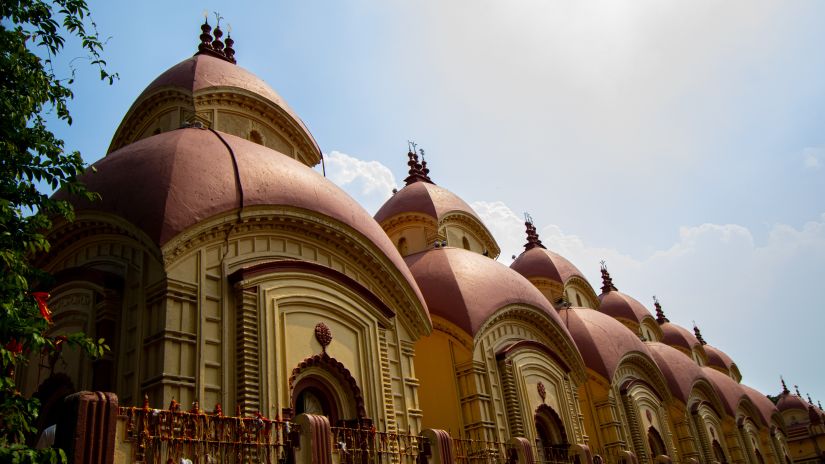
[52, 1, 825, 400]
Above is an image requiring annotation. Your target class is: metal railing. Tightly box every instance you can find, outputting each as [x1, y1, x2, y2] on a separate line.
[331, 426, 428, 464]
[451, 437, 515, 464]
[120, 401, 299, 464]
[534, 444, 575, 464]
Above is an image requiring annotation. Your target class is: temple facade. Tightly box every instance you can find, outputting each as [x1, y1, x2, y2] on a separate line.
[23, 20, 823, 464]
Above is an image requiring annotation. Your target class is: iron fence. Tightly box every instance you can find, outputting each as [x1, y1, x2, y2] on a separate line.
[120, 401, 299, 464]
[451, 437, 515, 464]
[330, 426, 428, 464]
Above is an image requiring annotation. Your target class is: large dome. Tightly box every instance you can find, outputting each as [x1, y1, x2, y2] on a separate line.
[60, 128, 427, 317]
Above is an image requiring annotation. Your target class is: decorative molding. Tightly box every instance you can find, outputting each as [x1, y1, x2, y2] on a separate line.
[288, 352, 366, 419]
[314, 323, 333, 352]
[162, 207, 431, 339]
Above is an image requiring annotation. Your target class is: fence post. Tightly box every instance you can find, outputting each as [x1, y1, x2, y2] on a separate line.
[508, 437, 535, 464]
[295, 413, 333, 464]
[569, 443, 593, 464]
[54, 391, 118, 464]
[421, 429, 454, 464]
[618, 450, 638, 464]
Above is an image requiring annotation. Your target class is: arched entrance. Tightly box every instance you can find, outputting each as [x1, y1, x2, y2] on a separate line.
[647, 426, 667, 459]
[535, 404, 569, 463]
[289, 353, 366, 426]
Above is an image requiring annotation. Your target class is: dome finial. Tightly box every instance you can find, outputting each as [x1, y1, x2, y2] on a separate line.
[692, 321, 706, 345]
[808, 393, 814, 404]
[600, 260, 617, 293]
[224, 24, 236, 64]
[794, 384, 801, 396]
[523, 213, 545, 250]
[194, 14, 237, 64]
[403, 141, 433, 185]
[653, 295, 669, 324]
[781, 376, 790, 394]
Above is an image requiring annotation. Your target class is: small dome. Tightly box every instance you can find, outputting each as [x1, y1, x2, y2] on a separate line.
[704, 344, 735, 372]
[405, 247, 568, 337]
[660, 322, 701, 353]
[777, 392, 812, 413]
[599, 292, 655, 326]
[702, 367, 745, 416]
[59, 128, 427, 320]
[511, 246, 588, 285]
[740, 384, 779, 426]
[596, 265, 655, 326]
[648, 342, 707, 404]
[375, 153, 500, 258]
[109, 54, 321, 165]
[558, 307, 653, 381]
[375, 181, 481, 224]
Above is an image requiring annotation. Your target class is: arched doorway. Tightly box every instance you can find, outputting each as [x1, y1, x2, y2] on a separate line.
[535, 404, 569, 463]
[647, 426, 667, 459]
[289, 353, 366, 426]
[712, 440, 727, 464]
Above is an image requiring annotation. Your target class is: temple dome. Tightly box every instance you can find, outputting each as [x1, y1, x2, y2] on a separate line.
[108, 53, 321, 166]
[648, 342, 707, 404]
[511, 245, 587, 285]
[660, 322, 702, 353]
[558, 306, 653, 381]
[777, 391, 812, 413]
[375, 151, 500, 258]
[405, 247, 566, 337]
[59, 128, 427, 320]
[596, 265, 656, 329]
[376, 181, 480, 225]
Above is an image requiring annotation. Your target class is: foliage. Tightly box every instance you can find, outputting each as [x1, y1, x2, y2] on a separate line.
[0, 0, 115, 461]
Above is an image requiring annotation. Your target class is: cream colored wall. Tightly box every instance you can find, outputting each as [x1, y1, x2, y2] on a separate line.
[159, 208, 427, 432]
[109, 89, 319, 166]
[472, 309, 587, 445]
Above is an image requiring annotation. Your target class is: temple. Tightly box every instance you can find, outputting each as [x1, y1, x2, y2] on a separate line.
[23, 18, 824, 464]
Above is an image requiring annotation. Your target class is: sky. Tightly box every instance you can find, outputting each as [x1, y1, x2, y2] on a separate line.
[50, 1, 825, 400]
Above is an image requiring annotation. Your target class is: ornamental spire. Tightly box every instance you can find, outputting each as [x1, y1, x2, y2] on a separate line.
[600, 261, 617, 293]
[781, 377, 790, 395]
[523, 213, 545, 251]
[403, 141, 433, 185]
[653, 296, 669, 324]
[693, 322, 707, 345]
[195, 13, 237, 64]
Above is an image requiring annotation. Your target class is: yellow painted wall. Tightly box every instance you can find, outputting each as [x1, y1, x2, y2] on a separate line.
[415, 328, 469, 435]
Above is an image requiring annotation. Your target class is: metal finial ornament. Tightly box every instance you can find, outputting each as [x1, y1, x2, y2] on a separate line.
[537, 382, 546, 403]
[781, 376, 789, 394]
[315, 322, 333, 353]
[407, 140, 417, 154]
[213, 11, 224, 27]
[600, 261, 617, 293]
[523, 214, 545, 251]
[524, 212, 534, 225]
[794, 384, 801, 396]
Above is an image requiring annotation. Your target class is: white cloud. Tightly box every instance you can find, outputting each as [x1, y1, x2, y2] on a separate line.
[323, 150, 398, 214]
[472, 200, 825, 393]
[803, 146, 823, 170]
